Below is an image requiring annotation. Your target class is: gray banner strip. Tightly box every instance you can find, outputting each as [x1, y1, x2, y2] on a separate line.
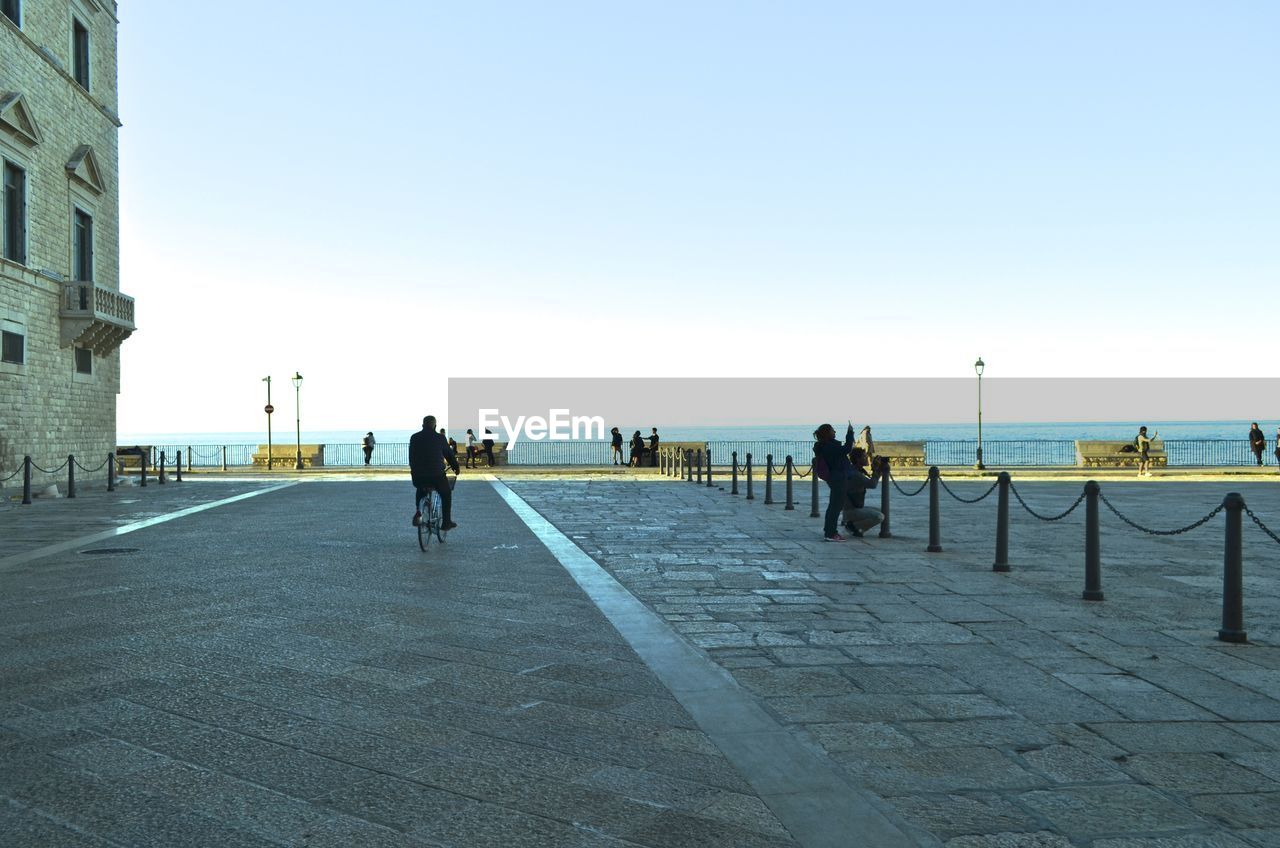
[490, 479, 939, 848]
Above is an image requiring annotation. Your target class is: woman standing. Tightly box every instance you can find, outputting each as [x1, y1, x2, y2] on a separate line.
[1249, 422, 1266, 467]
[1135, 426, 1155, 477]
[611, 427, 624, 465]
[464, 429, 478, 468]
[630, 431, 645, 467]
[814, 423, 855, 541]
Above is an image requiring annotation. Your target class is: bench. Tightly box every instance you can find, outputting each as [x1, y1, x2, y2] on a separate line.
[252, 444, 325, 468]
[873, 441, 926, 468]
[1076, 439, 1166, 468]
[461, 441, 506, 466]
[115, 445, 152, 471]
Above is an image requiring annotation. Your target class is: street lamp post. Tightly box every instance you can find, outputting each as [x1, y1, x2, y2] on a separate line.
[974, 357, 985, 470]
[262, 376, 273, 471]
[292, 372, 303, 470]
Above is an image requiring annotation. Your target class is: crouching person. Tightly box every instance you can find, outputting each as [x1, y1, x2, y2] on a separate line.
[842, 448, 885, 537]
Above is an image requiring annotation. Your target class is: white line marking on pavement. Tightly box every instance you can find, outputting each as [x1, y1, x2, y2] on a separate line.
[0, 483, 298, 571]
[490, 479, 938, 848]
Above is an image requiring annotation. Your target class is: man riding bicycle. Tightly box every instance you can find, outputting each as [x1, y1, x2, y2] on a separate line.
[410, 415, 460, 529]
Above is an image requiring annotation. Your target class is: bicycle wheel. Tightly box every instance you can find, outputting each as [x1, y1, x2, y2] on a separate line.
[433, 491, 447, 543]
[417, 493, 432, 551]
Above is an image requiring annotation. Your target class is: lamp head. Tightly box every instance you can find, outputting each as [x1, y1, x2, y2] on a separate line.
[974, 357, 985, 377]
[292, 372, 303, 389]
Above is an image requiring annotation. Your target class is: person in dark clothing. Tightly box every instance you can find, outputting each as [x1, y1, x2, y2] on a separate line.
[629, 431, 645, 467]
[648, 428, 660, 467]
[362, 432, 376, 465]
[464, 429, 479, 468]
[611, 427, 624, 465]
[842, 448, 885, 536]
[482, 430, 496, 467]
[1249, 422, 1266, 467]
[813, 423, 855, 541]
[1275, 427, 1280, 471]
[409, 415, 460, 528]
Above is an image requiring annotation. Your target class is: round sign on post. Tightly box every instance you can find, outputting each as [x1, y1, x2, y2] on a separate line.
[264, 404, 275, 414]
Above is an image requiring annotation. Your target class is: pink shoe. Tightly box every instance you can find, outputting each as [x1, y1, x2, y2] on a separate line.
[824, 534, 847, 542]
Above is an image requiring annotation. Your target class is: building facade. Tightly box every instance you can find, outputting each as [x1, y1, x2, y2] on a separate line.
[1, 0, 131, 487]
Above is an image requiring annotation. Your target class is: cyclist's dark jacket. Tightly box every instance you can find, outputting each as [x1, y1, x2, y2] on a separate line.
[409, 428, 459, 486]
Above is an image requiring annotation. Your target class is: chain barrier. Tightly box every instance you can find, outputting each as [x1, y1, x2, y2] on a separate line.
[186, 446, 224, 461]
[73, 456, 111, 473]
[29, 458, 70, 474]
[1009, 482, 1085, 522]
[1244, 506, 1280, 546]
[891, 475, 930, 497]
[793, 464, 812, 478]
[1097, 490, 1223, 536]
[939, 477, 999, 504]
[0, 466, 21, 482]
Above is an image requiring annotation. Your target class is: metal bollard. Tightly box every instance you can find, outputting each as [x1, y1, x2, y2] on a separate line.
[1083, 481, 1103, 601]
[22, 455, 32, 505]
[159, 451, 167, 485]
[696, 449, 703, 484]
[1218, 492, 1247, 643]
[764, 454, 774, 505]
[731, 451, 739, 495]
[187, 446, 193, 473]
[107, 453, 116, 492]
[67, 455, 76, 499]
[784, 456, 794, 510]
[686, 450, 694, 483]
[993, 472, 1010, 572]
[175, 451, 183, 482]
[746, 453, 755, 500]
[705, 449, 713, 487]
[878, 460, 891, 537]
[926, 466, 942, 552]
[222, 445, 228, 472]
[811, 463, 820, 518]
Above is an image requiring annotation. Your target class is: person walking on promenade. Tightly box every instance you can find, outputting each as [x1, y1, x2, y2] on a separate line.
[482, 430, 497, 468]
[648, 428, 660, 467]
[814, 422, 855, 541]
[464, 429, 479, 468]
[629, 431, 645, 467]
[362, 432, 376, 465]
[1249, 422, 1266, 467]
[1274, 427, 1279, 471]
[409, 415, 460, 529]
[611, 427, 624, 465]
[842, 448, 885, 536]
[1135, 426, 1155, 477]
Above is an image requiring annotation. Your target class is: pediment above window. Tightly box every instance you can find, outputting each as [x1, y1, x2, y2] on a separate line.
[66, 145, 105, 194]
[0, 92, 42, 146]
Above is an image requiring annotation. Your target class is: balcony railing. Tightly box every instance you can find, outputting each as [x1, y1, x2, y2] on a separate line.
[59, 282, 136, 354]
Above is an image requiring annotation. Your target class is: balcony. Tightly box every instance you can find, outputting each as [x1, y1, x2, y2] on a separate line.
[59, 282, 136, 354]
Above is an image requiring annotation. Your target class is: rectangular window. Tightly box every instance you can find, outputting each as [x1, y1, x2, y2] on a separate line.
[1, 329, 23, 364]
[75, 347, 92, 374]
[72, 18, 90, 89]
[3, 161, 25, 264]
[74, 208, 93, 281]
[1, 1, 19, 27]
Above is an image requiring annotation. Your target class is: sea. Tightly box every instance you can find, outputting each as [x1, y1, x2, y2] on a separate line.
[117, 420, 1278, 469]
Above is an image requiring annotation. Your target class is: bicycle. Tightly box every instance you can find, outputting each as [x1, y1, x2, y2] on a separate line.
[415, 476, 455, 550]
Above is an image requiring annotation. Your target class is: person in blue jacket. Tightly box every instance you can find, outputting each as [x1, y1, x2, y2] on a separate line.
[813, 422, 855, 541]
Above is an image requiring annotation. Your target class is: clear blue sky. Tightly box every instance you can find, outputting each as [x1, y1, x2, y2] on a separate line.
[116, 1, 1279, 434]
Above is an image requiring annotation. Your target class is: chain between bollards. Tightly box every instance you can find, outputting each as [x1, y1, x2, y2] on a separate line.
[764, 454, 774, 505]
[926, 466, 942, 552]
[879, 460, 892, 537]
[67, 455, 76, 499]
[784, 456, 794, 510]
[731, 451, 739, 495]
[1083, 481, 1103, 601]
[1219, 492, 1247, 643]
[745, 453, 754, 500]
[993, 472, 1010, 571]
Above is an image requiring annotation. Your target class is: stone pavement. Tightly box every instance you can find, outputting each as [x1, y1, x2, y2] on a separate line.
[2, 474, 1278, 847]
[1, 480, 799, 847]
[507, 476, 1280, 848]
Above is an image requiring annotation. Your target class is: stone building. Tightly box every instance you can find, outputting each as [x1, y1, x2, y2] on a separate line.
[1, 0, 131, 488]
